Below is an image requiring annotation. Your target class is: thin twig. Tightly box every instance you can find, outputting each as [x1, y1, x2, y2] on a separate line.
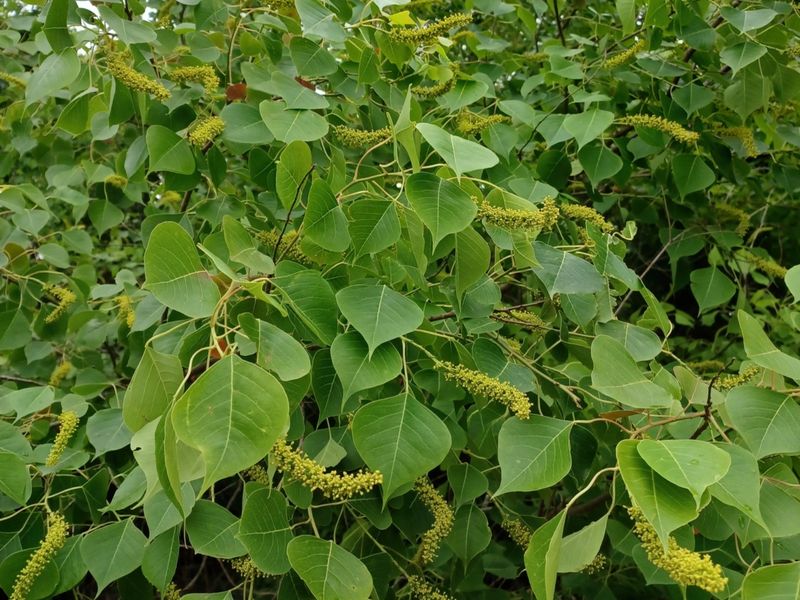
[272, 165, 315, 261]
[690, 358, 733, 440]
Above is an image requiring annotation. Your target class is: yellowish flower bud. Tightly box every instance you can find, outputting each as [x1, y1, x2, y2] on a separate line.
[46, 411, 79, 467]
[407, 574, 454, 599]
[717, 127, 758, 158]
[48, 361, 73, 387]
[161, 582, 181, 600]
[476, 197, 559, 232]
[738, 249, 787, 278]
[712, 204, 750, 236]
[271, 438, 382, 500]
[628, 506, 727, 593]
[170, 66, 220, 94]
[10, 512, 69, 600]
[582, 553, 607, 574]
[501, 518, 532, 549]
[456, 111, 510, 136]
[716, 366, 760, 391]
[602, 39, 646, 69]
[106, 52, 171, 101]
[104, 174, 128, 189]
[493, 309, 547, 329]
[0, 71, 26, 87]
[159, 190, 182, 206]
[389, 13, 473, 45]
[436, 360, 531, 419]
[332, 125, 392, 148]
[522, 51, 549, 62]
[411, 76, 457, 98]
[115, 295, 136, 328]
[560, 203, 614, 233]
[618, 114, 699, 144]
[257, 230, 310, 264]
[414, 477, 454, 564]
[43, 285, 76, 324]
[188, 116, 225, 147]
[229, 556, 269, 579]
[244, 464, 271, 486]
[685, 359, 726, 374]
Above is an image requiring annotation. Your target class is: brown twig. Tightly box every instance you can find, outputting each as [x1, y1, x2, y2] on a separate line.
[690, 358, 733, 440]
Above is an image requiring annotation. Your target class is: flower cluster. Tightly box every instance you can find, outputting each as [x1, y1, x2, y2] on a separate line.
[717, 127, 758, 158]
[44, 285, 76, 324]
[739, 250, 787, 278]
[618, 115, 699, 144]
[716, 366, 760, 391]
[271, 438, 382, 500]
[389, 13, 473, 45]
[415, 478, 454, 564]
[628, 507, 727, 593]
[10, 512, 69, 600]
[407, 575, 454, 599]
[0, 71, 26, 87]
[229, 556, 269, 579]
[159, 190, 182, 207]
[686, 359, 726, 373]
[501, 518, 531, 549]
[115, 295, 135, 328]
[476, 197, 559, 232]
[257, 230, 309, 264]
[106, 52, 170, 101]
[262, 0, 295, 10]
[104, 174, 128, 188]
[245, 464, 271, 486]
[522, 51, 549, 62]
[162, 583, 181, 600]
[500, 336, 522, 354]
[713, 204, 750, 236]
[332, 124, 392, 148]
[582, 553, 608, 574]
[493, 309, 547, 329]
[48, 361, 72, 387]
[170, 66, 220, 94]
[456, 112, 510, 136]
[46, 411, 79, 467]
[561, 203, 614, 232]
[435, 360, 531, 419]
[188, 116, 225, 147]
[411, 76, 456, 98]
[602, 39, 646, 69]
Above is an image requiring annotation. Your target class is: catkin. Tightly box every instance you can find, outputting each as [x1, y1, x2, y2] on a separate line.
[717, 127, 758, 158]
[48, 361, 72, 387]
[456, 112, 510, 135]
[715, 366, 760, 391]
[257, 230, 309, 264]
[106, 52, 170, 101]
[45, 411, 79, 467]
[115, 295, 135, 328]
[501, 518, 532, 549]
[170, 66, 220, 94]
[738, 250, 787, 278]
[493, 309, 547, 329]
[618, 115, 699, 144]
[43, 285, 76, 324]
[476, 197, 559, 232]
[602, 39, 646, 69]
[713, 204, 750, 236]
[582, 553, 608, 574]
[188, 116, 225, 147]
[407, 575, 454, 600]
[332, 125, 392, 148]
[435, 360, 531, 419]
[0, 71, 26, 87]
[10, 512, 69, 600]
[560, 203, 614, 232]
[415, 478, 454, 564]
[389, 13, 473, 45]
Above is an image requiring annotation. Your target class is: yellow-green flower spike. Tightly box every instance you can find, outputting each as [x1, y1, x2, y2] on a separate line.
[686, 359, 726, 373]
[560, 203, 615, 233]
[332, 125, 393, 148]
[261, 0, 295, 10]
[435, 361, 531, 419]
[115, 295, 135, 328]
[0, 71, 26, 87]
[582, 553, 608, 574]
[713, 204, 750, 236]
[501, 518, 532, 549]
[271, 438, 382, 500]
[476, 197, 559, 232]
[10, 512, 69, 600]
[170, 66, 220, 94]
[45, 411, 79, 467]
[716, 366, 760, 391]
[257, 230, 310, 264]
[493, 309, 547, 329]
[618, 114, 699, 144]
[229, 556, 269, 579]
[717, 127, 758, 158]
[244, 464, 271, 486]
[414, 477, 454, 564]
[104, 174, 128, 188]
[456, 112, 511, 136]
[159, 190, 182, 207]
[106, 52, 170, 101]
[411, 76, 457, 98]
[628, 507, 727, 593]
[48, 361, 72, 387]
[602, 39, 646, 69]
[43, 285, 76, 324]
[162, 582, 181, 600]
[407, 575, 454, 600]
[739, 250, 787, 278]
[389, 13, 473, 45]
[188, 116, 225, 147]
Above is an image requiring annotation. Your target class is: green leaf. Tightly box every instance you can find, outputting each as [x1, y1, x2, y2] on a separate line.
[786, 265, 800, 303]
[672, 154, 715, 197]
[616, 440, 698, 546]
[220, 104, 273, 145]
[532, 242, 605, 295]
[636, 440, 731, 504]
[295, 0, 346, 42]
[524, 511, 565, 600]
[0, 310, 32, 351]
[594, 321, 662, 361]
[720, 42, 767, 74]
[287, 536, 373, 600]
[274, 266, 339, 346]
[98, 6, 157, 44]
[289, 37, 339, 76]
[185, 500, 247, 558]
[276, 141, 312, 210]
[146, 125, 196, 175]
[416, 123, 499, 176]
[238, 314, 311, 381]
[348, 199, 401, 258]
[87, 408, 132, 455]
[239, 482, 293, 575]
[690, 267, 736, 312]
[80, 519, 147, 595]
[742, 562, 800, 600]
[708, 443, 765, 527]
[578, 143, 623, 187]
[616, 0, 636, 33]
[673, 83, 715, 116]
[88, 200, 124, 235]
[720, 7, 777, 32]
[445, 504, 491, 564]
[455, 226, 490, 298]
[496, 416, 572, 495]
[352, 392, 450, 501]
[564, 109, 614, 149]
[335, 283, 423, 358]
[447, 463, 489, 507]
[0, 451, 31, 504]
[43, 0, 73, 51]
[591, 336, 674, 408]
[557, 514, 608, 573]
[738, 310, 800, 380]
[724, 69, 772, 119]
[259, 101, 329, 143]
[305, 179, 351, 252]
[25, 49, 80, 105]
[142, 527, 179, 592]
[171, 355, 289, 491]
[726, 386, 800, 459]
[330, 332, 402, 400]
[405, 173, 477, 247]
[144, 222, 221, 318]
[123, 348, 183, 433]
